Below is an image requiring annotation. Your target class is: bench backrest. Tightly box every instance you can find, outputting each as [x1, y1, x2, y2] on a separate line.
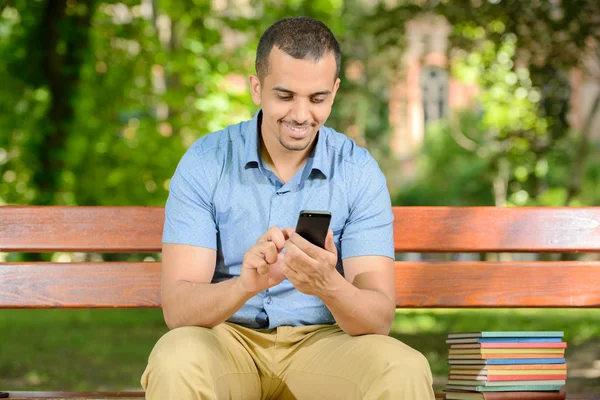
[1, 206, 599, 308]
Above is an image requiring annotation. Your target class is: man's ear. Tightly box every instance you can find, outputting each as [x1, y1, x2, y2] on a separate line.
[331, 77, 341, 103]
[249, 74, 262, 106]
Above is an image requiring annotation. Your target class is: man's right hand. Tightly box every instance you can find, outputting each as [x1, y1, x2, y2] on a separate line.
[237, 226, 292, 296]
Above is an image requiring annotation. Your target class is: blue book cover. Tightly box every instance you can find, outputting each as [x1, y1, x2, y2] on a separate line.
[477, 337, 563, 343]
[446, 337, 563, 344]
[448, 332, 564, 339]
[448, 358, 566, 365]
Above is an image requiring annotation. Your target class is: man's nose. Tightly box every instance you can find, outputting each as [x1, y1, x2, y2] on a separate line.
[290, 100, 310, 125]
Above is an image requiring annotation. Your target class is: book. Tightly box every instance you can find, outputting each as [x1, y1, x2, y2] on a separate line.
[448, 348, 565, 354]
[447, 379, 566, 386]
[446, 338, 563, 344]
[448, 354, 564, 359]
[449, 374, 567, 381]
[450, 342, 567, 349]
[445, 384, 564, 392]
[449, 364, 567, 371]
[448, 332, 564, 339]
[448, 358, 566, 365]
[449, 369, 567, 376]
[444, 389, 566, 399]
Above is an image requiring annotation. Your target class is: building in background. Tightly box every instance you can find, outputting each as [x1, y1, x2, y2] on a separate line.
[389, 13, 600, 177]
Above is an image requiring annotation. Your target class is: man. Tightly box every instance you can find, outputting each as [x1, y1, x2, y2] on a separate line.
[141, 16, 435, 400]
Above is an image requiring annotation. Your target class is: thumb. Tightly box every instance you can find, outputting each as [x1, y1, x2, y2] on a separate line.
[324, 229, 336, 254]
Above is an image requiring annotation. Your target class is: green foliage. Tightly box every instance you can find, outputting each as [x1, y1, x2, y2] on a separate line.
[395, 115, 495, 206]
[0, 0, 375, 206]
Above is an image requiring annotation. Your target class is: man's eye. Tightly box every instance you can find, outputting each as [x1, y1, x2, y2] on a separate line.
[311, 98, 325, 104]
[277, 96, 292, 101]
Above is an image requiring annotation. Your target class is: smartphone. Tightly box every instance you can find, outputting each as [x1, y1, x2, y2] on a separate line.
[295, 210, 332, 248]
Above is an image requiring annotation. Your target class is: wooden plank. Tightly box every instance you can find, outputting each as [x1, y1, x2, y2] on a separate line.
[3, 206, 600, 254]
[0, 263, 161, 308]
[2, 261, 599, 308]
[393, 207, 600, 253]
[0, 206, 163, 253]
[395, 261, 600, 307]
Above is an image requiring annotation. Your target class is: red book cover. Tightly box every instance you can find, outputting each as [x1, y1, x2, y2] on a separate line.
[448, 353, 565, 359]
[451, 364, 567, 371]
[444, 390, 566, 400]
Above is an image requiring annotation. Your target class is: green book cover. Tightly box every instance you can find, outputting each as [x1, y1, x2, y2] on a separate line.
[446, 384, 563, 392]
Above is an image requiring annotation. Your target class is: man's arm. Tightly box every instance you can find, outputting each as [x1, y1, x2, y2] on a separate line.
[319, 255, 396, 336]
[281, 230, 396, 336]
[161, 243, 252, 330]
[161, 227, 289, 330]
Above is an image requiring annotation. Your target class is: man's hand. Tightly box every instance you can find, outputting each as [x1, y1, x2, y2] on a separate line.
[281, 229, 339, 296]
[237, 226, 290, 296]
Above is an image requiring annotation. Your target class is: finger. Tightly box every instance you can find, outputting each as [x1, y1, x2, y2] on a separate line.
[258, 226, 286, 251]
[257, 262, 270, 275]
[289, 231, 322, 259]
[280, 254, 297, 278]
[282, 227, 295, 241]
[246, 253, 269, 275]
[259, 241, 279, 264]
[324, 229, 336, 254]
[268, 253, 286, 284]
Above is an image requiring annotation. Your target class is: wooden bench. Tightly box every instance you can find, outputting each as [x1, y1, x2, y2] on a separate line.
[1, 206, 599, 399]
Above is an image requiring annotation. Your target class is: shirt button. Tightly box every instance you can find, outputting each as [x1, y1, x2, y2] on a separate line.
[266, 297, 273, 305]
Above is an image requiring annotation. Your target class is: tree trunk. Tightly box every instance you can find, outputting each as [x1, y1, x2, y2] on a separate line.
[31, 0, 95, 205]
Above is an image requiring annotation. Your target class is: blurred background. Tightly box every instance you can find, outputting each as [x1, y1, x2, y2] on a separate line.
[0, 0, 599, 394]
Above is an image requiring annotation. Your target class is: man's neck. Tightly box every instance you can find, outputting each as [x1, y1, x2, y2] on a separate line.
[260, 135, 314, 184]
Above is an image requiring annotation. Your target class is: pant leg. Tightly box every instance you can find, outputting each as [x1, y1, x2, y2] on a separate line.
[141, 323, 265, 400]
[275, 325, 435, 400]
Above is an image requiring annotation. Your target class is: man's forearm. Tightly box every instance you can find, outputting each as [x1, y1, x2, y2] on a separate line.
[162, 278, 252, 330]
[319, 272, 396, 336]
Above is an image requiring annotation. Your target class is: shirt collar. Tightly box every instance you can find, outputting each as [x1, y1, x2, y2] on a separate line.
[243, 110, 262, 167]
[308, 129, 329, 178]
[243, 109, 330, 179]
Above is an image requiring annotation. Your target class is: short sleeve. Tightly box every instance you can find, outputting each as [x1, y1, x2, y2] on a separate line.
[162, 146, 218, 249]
[340, 158, 394, 260]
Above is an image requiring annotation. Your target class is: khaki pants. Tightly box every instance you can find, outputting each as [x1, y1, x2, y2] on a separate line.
[141, 322, 435, 400]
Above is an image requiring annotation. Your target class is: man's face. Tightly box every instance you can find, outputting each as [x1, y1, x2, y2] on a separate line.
[250, 47, 340, 153]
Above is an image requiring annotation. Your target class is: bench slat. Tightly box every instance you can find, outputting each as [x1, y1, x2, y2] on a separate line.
[393, 207, 600, 252]
[0, 262, 161, 308]
[2, 206, 600, 253]
[0, 206, 163, 253]
[2, 261, 598, 308]
[395, 261, 600, 307]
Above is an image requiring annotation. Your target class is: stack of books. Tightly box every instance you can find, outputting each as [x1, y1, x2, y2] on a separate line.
[443, 331, 567, 400]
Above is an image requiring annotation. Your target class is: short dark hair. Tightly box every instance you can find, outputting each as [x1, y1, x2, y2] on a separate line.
[255, 17, 341, 83]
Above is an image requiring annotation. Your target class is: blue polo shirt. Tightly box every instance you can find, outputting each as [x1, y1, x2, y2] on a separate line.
[163, 110, 394, 329]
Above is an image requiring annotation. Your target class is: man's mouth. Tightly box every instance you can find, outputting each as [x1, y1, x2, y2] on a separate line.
[283, 123, 311, 139]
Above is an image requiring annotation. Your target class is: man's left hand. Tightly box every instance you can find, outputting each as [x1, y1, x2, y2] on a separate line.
[281, 228, 339, 296]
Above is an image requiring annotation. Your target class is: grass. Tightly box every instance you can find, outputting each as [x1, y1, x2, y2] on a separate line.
[0, 309, 599, 393]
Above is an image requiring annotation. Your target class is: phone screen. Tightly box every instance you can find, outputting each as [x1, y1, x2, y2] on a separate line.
[295, 210, 331, 248]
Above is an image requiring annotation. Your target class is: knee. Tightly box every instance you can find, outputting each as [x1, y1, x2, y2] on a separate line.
[145, 326, 217, 377]
[366, 336, 433, 381]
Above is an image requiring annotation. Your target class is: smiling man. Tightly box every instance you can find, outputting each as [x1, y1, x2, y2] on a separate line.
[141, 17, 435, 400]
